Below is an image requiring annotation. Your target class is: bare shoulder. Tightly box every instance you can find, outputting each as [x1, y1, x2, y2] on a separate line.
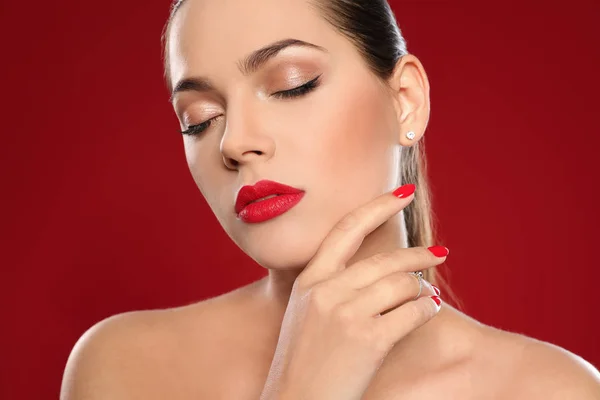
[60, 278, 267, 400]
[513, 335, 600, 399]
[478, 325, 600, 399]
[60, 307, 173, 399]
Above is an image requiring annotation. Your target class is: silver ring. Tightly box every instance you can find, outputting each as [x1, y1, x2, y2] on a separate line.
[411, 271, 424, 300]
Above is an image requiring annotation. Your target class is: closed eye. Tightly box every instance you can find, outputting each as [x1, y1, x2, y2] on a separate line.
[181, 118, 216, 136]
[272, 74, 321, 100]
[181, 75, 322, 136]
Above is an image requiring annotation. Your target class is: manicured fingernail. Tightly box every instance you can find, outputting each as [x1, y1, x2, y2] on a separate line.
[430, 296, 442, 307]
[428, 246, 449, 257]
[393, 184, 416, 198]
[432, 285, 441, 296]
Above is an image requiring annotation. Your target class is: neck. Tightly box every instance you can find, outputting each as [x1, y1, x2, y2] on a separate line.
[263, 210, 408, 311]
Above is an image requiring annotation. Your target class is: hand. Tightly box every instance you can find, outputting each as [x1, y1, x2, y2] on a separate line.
[259, 184, 448, 400]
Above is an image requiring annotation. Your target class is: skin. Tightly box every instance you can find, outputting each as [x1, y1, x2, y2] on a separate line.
[60, 0, 600, 399]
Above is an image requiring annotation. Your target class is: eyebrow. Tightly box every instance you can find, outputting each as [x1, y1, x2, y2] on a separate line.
[168, 38, 327, 103]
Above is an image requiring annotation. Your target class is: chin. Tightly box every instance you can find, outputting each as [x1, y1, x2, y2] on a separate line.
[225, 212, 333, 271]
[249, 249, 314, 271]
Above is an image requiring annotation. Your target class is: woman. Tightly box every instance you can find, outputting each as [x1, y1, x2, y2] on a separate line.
[61, 0, 600, 399]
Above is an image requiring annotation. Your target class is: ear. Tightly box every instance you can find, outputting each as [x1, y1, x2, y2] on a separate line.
[388, 54, 431, 146]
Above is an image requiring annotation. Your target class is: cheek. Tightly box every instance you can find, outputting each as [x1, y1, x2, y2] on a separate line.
[184, 139, 207, 188]
[309, 83, 394, 181]
[183, 137, 224, 198]
[183, 139, 200, 170]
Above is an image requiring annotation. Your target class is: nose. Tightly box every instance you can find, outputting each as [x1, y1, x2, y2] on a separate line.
[219, 107, 276, 170]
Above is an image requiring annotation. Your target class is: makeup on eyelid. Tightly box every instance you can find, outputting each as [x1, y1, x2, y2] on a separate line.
[281, 69, 312, 87]
[273, 61, 324, 99]
[182, 104, 221, 127]
[178, 68, 322, 122]
[176, 52, 326, 120]
[260, 54, 325, 85]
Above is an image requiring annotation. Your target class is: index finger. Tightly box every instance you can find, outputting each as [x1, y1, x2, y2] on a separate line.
[301, 184, 416, 283]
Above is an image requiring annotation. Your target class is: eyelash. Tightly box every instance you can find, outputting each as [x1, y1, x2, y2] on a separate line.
[180, 75, 322, 136]
[272, 74, 321, 100]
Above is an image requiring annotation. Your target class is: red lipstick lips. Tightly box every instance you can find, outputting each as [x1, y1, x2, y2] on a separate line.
[235, 179, 305, 223]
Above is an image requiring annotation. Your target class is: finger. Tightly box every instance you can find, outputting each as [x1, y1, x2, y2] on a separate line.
[342, 270, 436, 317]
[380, 275, 437, 316]
[375, 295, 442, 346]
[334, 246, 449, 290]
[301, 184, 416, 283]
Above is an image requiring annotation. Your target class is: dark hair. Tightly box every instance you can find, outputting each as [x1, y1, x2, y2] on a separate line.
[161, 0, 454, 298]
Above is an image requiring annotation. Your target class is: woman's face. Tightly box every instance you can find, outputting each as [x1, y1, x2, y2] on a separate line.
[167, 0, 404, 270]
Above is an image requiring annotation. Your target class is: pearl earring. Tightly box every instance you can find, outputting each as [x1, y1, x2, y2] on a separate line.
[406, 131, 416, 140]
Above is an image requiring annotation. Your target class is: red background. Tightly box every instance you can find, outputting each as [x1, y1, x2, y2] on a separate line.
[1, 1, 599, 398]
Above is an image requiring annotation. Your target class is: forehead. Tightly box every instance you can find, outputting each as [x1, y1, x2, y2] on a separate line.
[167, 0, 345, 85]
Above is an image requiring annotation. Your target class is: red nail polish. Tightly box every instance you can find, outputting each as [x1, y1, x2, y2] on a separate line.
[431, 296, 442, 307]
[393, 184, 416, 198]
[428, 246, 449, 257]
[432, 285, 441, 296]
